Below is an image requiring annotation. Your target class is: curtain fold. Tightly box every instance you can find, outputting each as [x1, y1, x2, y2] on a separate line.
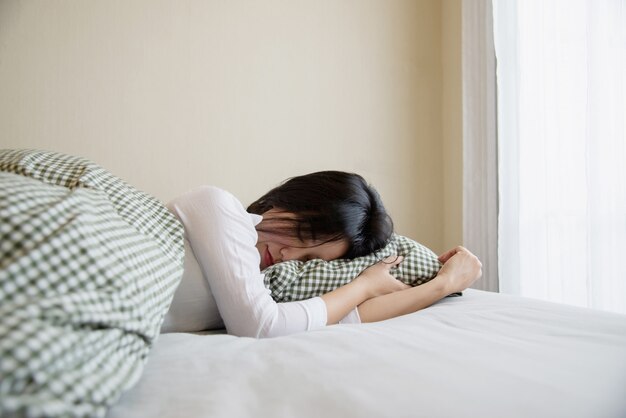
[462, 0, 498, 292]
[493, 0, 626, 314]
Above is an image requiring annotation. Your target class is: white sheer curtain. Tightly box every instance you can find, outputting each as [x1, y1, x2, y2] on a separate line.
[493, 0, 626, 314]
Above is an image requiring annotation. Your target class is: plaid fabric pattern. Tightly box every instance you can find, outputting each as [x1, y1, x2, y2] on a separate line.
[263, 234, 441, 302]
[0, 149, 184, 417]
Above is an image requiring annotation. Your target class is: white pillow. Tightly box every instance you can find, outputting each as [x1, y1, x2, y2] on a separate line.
[160, 239, 224, 333]
[161, 201, 263, 333]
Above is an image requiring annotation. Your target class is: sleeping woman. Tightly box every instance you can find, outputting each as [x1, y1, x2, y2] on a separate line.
[165, 171, 482, 338]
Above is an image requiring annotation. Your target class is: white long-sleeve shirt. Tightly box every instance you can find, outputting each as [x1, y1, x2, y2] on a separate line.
[161, 186, 359, 338]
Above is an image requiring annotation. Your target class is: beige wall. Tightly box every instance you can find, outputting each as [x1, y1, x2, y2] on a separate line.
[0, 0, 462, 254]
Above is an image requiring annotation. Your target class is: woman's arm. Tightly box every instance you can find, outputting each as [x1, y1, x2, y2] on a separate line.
[357, 246, 482, 322]
[321, 255, 408, 324]
[168, 186, 406, 338]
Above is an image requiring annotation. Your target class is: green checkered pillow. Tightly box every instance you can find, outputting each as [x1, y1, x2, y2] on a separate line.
[0, 149, 184, 417]
[263, 234, 441, 302]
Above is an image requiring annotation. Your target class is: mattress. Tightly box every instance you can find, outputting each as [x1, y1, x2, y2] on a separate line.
[107, 289, 626, 418]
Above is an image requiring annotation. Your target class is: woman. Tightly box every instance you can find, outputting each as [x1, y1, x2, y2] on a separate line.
[165, 171, 481, 338]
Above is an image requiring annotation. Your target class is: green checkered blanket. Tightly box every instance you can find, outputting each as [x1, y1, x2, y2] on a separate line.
[263, 234, 442, 302]
[0, 150, 184, 417]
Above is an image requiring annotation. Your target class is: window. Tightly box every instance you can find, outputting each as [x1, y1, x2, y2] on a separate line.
[493, 0, 626, 313]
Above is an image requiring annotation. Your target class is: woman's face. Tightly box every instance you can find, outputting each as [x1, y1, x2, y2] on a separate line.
[255, 209, 349, 270]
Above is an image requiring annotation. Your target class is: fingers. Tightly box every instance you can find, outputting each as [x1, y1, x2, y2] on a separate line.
[438, 246, 460, 263]
[438, 246, 471, 263]
[380, 255, 410, 291]
[381, 255, 404, 267]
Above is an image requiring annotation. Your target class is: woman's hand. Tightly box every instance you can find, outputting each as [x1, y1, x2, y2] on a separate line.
[354, 255, 410, 299]
[356, 246, 482, 323]
[321, 255, 408, 324]
[435, 246, 482, 294]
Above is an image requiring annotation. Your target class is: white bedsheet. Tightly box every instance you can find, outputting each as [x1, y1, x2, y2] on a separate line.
[107, 290, 626, 418]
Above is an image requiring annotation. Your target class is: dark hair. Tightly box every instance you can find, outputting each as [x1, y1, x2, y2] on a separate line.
[247, 171, 393, 259]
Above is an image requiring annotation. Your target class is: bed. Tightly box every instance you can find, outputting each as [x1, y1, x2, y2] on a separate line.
[107, 289, 626, 418]
[2, 150, 625, 418]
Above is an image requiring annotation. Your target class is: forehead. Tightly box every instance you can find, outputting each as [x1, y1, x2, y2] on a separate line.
[258, 229, 349, 259]
[259, 208, 297, 222]
[307, 238, 350, 261]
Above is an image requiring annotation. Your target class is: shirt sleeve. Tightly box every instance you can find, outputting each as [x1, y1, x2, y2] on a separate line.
[167, 186, 358, 338]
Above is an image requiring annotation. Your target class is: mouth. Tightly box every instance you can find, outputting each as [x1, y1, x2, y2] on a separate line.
[264, 247, 275, 268]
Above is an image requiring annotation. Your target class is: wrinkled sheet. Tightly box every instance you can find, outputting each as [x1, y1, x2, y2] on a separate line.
[108, 289, 626, 418]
